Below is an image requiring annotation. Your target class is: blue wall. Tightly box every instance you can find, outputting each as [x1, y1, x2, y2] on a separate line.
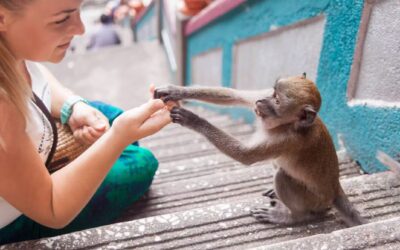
[185, 0, 400, 173]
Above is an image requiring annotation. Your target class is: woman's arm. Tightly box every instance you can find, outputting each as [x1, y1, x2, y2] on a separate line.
[36, 64, 109, 145]
[36, 63, 72, 118]
[0, 98, 170, 228]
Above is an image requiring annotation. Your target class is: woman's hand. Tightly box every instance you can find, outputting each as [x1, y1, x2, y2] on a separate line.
[149, 83, 179, 110]
[111, 99, 171, 146]
[68, 102, 110, 145]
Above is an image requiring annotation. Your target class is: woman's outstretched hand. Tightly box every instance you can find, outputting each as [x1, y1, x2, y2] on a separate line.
[111, 99, 171, 146]
[68, 102, 110, 145]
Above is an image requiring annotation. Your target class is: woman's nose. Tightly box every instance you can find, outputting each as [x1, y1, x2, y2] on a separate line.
[70, 12, 85, 36]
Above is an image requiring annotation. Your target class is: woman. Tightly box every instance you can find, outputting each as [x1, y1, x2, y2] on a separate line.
[0, 0, 171, 245]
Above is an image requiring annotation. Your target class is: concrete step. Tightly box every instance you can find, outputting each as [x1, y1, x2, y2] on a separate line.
[151, 153, 360, 186]
[140, 106, 360, 184]
[142, 117, 252, 143]
[7, 172, 399, 249]
[117, 156, 361, 221]
[252, 216, 400, 250]
[147, 133, 252, 162]
[141, 121, 254, 149]
[117, 163, 271, 221]
[148, 140, 361, 186]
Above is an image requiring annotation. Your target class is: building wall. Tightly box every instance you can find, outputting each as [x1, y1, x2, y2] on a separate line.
[191, 48, 223, 86]
[352, 0, 400, 104]
[185, 0, 400, 173]
[232, 16, 325, 90]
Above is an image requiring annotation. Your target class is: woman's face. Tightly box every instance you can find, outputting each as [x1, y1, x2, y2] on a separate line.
[0, 0, 85, 63]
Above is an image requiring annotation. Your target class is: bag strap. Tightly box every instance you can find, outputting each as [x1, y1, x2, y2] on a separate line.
[32, 93, 58, 168]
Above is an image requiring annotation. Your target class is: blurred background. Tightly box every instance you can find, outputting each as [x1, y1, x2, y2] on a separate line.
[48, 0, 400, 175]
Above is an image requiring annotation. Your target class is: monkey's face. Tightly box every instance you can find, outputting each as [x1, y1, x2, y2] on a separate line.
[255, 76, 321, 129]
[255, 87, 297, 129]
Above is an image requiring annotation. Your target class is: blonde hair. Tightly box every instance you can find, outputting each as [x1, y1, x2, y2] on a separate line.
[0, 0, 31, 118]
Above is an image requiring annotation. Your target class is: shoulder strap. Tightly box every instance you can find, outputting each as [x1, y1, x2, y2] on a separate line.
[32, 93, 58, 168]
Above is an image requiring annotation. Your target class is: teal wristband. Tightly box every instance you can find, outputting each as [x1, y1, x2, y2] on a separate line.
[60, 95, 88, 124]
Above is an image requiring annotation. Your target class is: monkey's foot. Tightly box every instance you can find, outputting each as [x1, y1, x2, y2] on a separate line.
[251, 199, 327, 225]
[251, 199, 294, 225]
[262, 189, 277, 199]
[251, 207, 293, 225]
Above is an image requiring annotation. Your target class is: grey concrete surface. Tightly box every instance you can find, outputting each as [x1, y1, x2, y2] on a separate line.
[5, 172, 400, 250]
[3, 93, 396, 249]
[46, 41, 172, 110]
[253, 217, 400, 250]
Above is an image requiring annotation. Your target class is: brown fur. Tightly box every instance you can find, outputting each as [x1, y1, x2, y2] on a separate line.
[155, 75, 365, 226]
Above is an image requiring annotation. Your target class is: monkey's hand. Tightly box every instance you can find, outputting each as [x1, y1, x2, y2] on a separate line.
[170, 107, 204, 129]
[154, 85, 184, 103]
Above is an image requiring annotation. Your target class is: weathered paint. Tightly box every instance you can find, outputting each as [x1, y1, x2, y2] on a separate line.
[184, 0, 400, 173]
[192, 48, 223, 86]
[233, 16, 325, 90]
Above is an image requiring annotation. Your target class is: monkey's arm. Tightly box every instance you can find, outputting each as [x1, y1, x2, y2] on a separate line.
[154, 85, 273, 108]
[171, 107, 283, 165]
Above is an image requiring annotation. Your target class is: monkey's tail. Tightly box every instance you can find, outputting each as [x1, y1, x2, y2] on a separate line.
[333, 187, 367, 227]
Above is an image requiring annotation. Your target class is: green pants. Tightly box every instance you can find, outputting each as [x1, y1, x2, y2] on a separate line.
[0, 101, 158, 245]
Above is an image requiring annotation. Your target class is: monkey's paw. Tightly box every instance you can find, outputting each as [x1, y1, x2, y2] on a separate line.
[170, 107, 200, 127]
[154, 85, 183, 102]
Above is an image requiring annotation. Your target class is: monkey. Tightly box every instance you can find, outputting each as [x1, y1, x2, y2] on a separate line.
[154, 74, 366, 227]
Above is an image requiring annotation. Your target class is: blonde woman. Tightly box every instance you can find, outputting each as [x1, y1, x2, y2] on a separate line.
[0, 0, 171, 244]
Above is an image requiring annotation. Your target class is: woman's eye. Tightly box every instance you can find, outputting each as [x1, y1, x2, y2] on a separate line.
[55, 16, 70, 25]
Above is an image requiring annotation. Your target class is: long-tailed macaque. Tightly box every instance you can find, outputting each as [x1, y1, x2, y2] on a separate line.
[154, 74, 366, 227]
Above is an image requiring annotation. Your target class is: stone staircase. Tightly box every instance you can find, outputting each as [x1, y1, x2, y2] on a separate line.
[5, 34, 400, 248]
[5, 105, 400, 249]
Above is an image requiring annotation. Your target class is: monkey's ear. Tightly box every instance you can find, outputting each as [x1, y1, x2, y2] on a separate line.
[297, 105, 316, 127]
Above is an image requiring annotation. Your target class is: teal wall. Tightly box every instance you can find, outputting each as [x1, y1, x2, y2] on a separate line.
[184, 0, 400, 173]
[136, 3, 157, 41]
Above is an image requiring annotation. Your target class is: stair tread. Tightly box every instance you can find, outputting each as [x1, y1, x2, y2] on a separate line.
[7, 172, 398, 250]
[117, 156, 361, 221]
[252, 216, 400, 250]
[142, 122, 254, 149]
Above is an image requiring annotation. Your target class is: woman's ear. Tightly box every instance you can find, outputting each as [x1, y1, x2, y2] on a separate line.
[0, 7, 11, 32]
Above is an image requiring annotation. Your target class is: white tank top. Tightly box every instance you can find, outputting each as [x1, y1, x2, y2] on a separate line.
[0, 61, 53, 229]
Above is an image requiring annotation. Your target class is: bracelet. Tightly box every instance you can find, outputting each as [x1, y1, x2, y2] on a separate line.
[60, 95, 89, 124]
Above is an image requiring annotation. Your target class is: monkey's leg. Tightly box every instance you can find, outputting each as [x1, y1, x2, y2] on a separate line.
[261, 163, 280, 199]
[262, 189, 277, 199]
[252, 169, 328, 225]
